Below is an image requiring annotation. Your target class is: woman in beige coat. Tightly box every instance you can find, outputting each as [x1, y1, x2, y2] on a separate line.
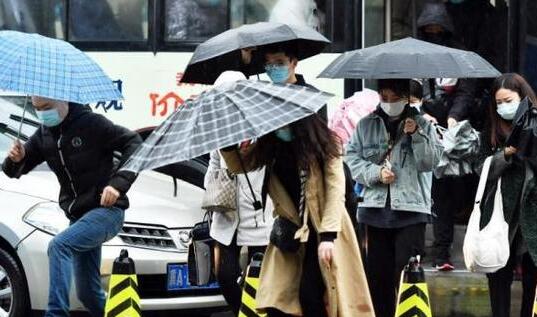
[221, 114, 374, 317]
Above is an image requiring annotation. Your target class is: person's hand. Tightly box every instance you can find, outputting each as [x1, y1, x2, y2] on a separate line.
[318, 241, 335, 268]
[8, 140, 25, 163]
[100, 186, 120, 207]
[504, 146, 517, 157]
[423, 114, 438, 124]
[240, 47, 256, 65]
[447, 117, 458, 128]
[380, 167, 396, 184]
[403, 118, 418, 134]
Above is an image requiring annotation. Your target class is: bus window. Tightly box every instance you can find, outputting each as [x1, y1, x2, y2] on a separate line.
[68, 0, 148, 41]
[165, 0, 228, 42]
[0, 0, 64, 39]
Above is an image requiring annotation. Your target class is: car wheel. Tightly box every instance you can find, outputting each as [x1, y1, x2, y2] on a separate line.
[0, 249, 29, 317]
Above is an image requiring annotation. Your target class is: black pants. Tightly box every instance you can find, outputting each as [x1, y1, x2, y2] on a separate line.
[216, 239, 266, 315]
[432, 175, 477, 262]
[267, 225, 328, 317]
[487, 252, 537, 317]
[364, 223, 426, 317]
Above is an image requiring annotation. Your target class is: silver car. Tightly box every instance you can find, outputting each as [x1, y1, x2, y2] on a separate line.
[0, 99, 225, 316]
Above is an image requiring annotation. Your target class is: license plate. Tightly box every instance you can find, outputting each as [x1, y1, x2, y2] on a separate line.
[167, 264, 219, 291]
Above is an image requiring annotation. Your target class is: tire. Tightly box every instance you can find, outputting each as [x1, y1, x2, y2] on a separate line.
[0, 248, 29, 317]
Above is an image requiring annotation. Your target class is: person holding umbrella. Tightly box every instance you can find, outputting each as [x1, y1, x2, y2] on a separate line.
[220, 114, 373, 317]
[344, 79, 441, 317]
[0, 31, 142, 317]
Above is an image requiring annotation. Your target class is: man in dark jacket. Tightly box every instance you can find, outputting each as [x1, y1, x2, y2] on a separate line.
[3, 96, 142, 317]
[417, 2, 479, 271]
[261, 42, 328, 121]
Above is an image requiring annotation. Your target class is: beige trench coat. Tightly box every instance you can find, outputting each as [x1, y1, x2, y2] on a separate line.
[221, 149, 375, 317]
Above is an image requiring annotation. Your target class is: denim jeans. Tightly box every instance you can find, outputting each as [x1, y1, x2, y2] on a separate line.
[45, 207, 125, 317]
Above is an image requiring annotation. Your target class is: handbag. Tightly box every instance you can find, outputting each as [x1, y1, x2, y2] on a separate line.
[188, 212, 216, 286]
[269, 170, 307, 253]
[463, 156, 510, 273]
[202, 168, 237, 212]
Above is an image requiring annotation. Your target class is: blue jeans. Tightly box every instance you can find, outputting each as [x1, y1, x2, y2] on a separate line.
[45, 207, 125, 317]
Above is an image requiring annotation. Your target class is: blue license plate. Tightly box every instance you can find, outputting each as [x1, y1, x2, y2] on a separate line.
[167, 264, 219, 291]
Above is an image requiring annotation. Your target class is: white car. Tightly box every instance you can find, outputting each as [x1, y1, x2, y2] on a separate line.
[0, 100, 226, 316]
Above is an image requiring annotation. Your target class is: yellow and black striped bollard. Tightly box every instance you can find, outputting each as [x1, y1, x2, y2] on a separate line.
[105, 249, 142, 317]
[239, 253, 266, 317]
[395, 256, 432, 317]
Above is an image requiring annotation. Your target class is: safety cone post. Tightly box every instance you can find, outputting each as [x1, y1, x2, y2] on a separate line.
[239, 253, 266, 317]
[395, 256, 432, 317]
[105, 249, 142, 317]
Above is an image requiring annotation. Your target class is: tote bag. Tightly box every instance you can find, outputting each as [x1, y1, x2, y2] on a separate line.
[463, 156, 510, 273]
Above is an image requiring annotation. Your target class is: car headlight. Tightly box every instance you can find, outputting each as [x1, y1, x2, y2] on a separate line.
[23, 202, 69, 235]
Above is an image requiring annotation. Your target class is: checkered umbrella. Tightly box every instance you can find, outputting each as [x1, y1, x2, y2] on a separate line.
[122, 80, 333, 173]
[0, 31, 122, 103]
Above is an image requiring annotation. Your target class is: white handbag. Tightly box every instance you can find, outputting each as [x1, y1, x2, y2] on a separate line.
[463, 156, 510, 273]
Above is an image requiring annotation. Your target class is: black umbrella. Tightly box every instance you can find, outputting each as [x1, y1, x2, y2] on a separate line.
[181, 22, 330, 84]
[507, 97, 537, 167]
[318, 37, 501, 79]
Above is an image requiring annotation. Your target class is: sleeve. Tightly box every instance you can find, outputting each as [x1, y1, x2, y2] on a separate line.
[2, 131, 45, 178]
[204, 150, 222, 188]
[319, 155, 345, 234]
[410, 116, 443, 172]
[220, 144, 258, 174]
[98, 116, 143, 194]
[449, 78, 477, 121]
[344, 123, 383, 186]
[473, 134, 511, 181]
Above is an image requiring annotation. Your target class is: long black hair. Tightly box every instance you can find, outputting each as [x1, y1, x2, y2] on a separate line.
[246, 114, 341, 170]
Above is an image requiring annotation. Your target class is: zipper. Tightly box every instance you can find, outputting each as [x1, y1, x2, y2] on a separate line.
[57, 135, 78, 213]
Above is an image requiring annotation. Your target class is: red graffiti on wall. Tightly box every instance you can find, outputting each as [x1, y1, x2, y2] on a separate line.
[150, 92, 185, 117]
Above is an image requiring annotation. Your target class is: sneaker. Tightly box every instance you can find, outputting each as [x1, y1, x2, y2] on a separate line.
[435, 261, 455, 271]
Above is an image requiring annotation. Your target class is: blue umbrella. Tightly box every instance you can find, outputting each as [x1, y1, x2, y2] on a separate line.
[0, 31, 122, 104]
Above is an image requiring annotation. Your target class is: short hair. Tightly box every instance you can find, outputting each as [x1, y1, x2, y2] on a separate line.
[263, 42, 298, 60]
[410, 79, 423, 99]
[377, 79, 410, 98]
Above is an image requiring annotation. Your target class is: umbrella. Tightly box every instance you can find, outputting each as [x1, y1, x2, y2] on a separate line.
[507, 97, 537, 168]
[122, 80, 333, 173]
[434, 120, 480, 177]
[318, 37, 501, 79]
[181, 22, 330, 84]
[329, 88, 379, 145]
[0, 31, 122, 104]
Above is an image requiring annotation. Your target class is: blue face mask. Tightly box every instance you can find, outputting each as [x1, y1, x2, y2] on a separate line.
[265, 65, 290, 84]
[36, 108, 63, 127]
[496, 101, 520, 121]
[274, 127, 294, 142]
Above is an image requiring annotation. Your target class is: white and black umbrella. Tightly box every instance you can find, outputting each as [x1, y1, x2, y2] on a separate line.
[181, 22, 330, 84]
[318, 37, 501, 79]
[122, 80, 333, 173]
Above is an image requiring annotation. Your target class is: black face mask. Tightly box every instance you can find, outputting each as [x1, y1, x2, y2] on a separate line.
[423, 32, 447, 45]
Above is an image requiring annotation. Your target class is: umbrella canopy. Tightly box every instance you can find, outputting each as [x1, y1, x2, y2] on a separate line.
[122, 80, 333, 173]
[0, 31, 122, 103]
[181, 22, 330, 84]
[318, 37, 501, 79]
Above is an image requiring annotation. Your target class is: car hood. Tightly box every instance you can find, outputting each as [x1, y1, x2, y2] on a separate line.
[0, 169, 205, 228]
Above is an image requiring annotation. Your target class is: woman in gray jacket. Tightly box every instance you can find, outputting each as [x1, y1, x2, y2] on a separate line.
[345, 79, 442, 317]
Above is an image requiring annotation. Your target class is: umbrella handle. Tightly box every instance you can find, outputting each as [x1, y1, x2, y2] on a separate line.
[16, 95, 29, 141]
[234, 147, 263, 211]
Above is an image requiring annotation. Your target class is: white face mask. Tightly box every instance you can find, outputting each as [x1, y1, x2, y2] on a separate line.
[380, 100, 407, 117]
[496, 100, 520, 121]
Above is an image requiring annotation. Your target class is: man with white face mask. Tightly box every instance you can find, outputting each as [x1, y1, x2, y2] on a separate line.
[345, 79, 442, 317]
[3, 96, 142, 317]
